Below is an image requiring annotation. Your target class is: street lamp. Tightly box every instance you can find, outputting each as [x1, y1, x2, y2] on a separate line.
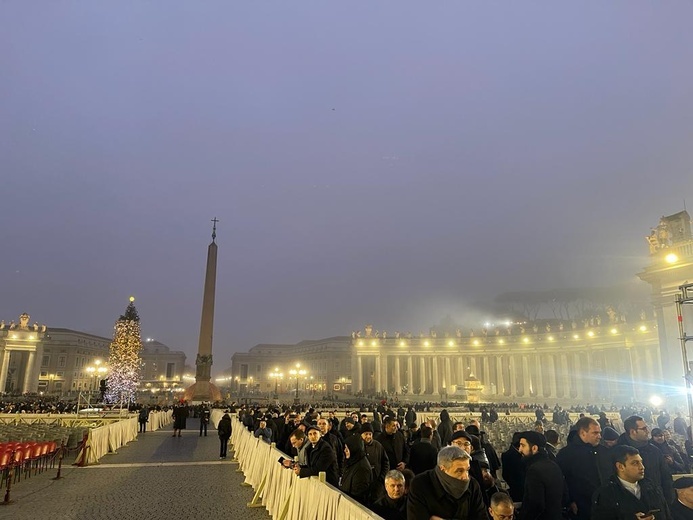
[288, 363, 307, 404]
[269, 367, 283, 399]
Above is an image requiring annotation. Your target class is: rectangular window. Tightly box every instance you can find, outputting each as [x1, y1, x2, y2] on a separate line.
[58, 356, 66, 368]
[240, 364, 248, 379]
[42, 355, 50, 367]
[166, 363, 175, 379]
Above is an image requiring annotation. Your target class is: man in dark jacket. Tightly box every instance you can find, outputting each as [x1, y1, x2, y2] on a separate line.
[371, 469, 407, 520]
[377, 417, 409, 471]
[618, 415, 674, 503]
[592, 445, 671, 520]
[671, 476, 693, 520]
[295, 425, 339, 486]
[408, 425, 438, 475]
[501, 432, 526, 502]
[317, 417, 343, 474]
[407, 446, 487, 520]
[361, 422, 389, 500]
[438, 409, 454, 447]
[518, 431, 564, 520]
[556, 416, 611, 520]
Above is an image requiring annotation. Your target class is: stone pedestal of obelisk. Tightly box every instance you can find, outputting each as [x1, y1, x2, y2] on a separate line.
[185, 219, 222, 402]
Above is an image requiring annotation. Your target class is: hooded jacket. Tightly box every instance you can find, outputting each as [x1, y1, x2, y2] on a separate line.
[341, 435, 373, 504]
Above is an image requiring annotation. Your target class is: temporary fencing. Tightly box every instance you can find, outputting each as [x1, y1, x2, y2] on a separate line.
[228, 415, 383, 520]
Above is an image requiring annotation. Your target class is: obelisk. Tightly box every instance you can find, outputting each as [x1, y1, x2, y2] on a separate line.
[185, 218, 222, 402]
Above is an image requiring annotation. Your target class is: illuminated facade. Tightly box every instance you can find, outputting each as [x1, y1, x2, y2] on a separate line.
[0, 325, 187, 398]
[228, 337, 352, 397]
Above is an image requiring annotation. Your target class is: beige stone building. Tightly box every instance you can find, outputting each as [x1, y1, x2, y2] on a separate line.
[0, 324, 188, 398]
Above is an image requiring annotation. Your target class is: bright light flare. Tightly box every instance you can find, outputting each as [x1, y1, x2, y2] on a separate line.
[649, 395, 663, 407]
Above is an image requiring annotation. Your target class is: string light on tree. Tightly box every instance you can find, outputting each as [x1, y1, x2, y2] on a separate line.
[105, 296, 143, 405]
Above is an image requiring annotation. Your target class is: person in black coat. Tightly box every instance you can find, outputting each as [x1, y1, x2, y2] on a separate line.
[371, 469, 407, 520]
[592, 445, 671, 520]
[341, 434, 373, 505]
[295, 425, 339, 486]
[671, 476, 693, 520]
[556, 417, 612, 520]
[618, 415, 675, 503]
[517, 431, 565, 520]
[501, 432, 526, 502]
[217, 413, 232, 459]
[408, 425, 438, 475]
[376, 417, 409, 471]
[407, 446, 487, 520]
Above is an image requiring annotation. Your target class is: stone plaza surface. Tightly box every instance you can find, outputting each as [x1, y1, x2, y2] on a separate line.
[1, 418, 270, 520]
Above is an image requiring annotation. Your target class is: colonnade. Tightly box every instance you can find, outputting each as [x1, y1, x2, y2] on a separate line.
[352, 344, 661, 401]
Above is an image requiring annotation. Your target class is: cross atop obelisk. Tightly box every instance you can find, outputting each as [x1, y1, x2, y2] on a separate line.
[185, 219, 222, 402]
[211, 217, 218, 242]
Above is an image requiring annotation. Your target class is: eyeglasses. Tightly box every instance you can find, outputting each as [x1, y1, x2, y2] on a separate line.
[453, 441, 472, 447]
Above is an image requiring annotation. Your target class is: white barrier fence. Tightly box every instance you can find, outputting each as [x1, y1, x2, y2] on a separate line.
[76, 410, 173, 465]
[224, 413, 383, 520]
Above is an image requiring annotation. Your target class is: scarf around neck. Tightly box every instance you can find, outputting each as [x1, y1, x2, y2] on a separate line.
[435, 466, 470, 499]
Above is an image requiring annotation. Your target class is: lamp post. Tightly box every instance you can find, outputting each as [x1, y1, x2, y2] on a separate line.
[48, 373, 55, 395]
[269, 368, 283, 400]
[289, 363, 307, 405]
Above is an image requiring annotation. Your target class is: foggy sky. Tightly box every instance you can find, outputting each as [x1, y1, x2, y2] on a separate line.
[2, 2, 693, 372]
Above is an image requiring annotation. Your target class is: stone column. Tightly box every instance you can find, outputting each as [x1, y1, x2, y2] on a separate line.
[509, 356, 518, 397]
[407, 356, 414, 394]
[521, 355, 530, 397]
[457, 357, 465, 384]
[533, 354, 543, 397]
[560, 354, 570, 398]
[23, 351, 37, 394]
[546, 354, 557, 397]
[0, 349, 10, 393]
[375, 355, 382, 393]
[444, 357, 452, 391]
[496, 356, 504, 395]
[419, 356, 427, 394]
[483, 358, 491, 388]
[573, 353, 582, 399]
[394, 356, 401, 394]
[382, 355, 389, 393]
[432, 357, 440, 395]
[356, 356, 363, 394]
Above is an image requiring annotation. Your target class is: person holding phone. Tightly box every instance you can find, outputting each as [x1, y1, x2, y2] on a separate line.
[592, 445, 671, 520]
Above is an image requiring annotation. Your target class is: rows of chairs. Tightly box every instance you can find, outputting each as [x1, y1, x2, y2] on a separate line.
[0, 440, 60, 488]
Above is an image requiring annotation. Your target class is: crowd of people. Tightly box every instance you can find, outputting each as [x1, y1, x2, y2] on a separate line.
[235, 402, 693, 520]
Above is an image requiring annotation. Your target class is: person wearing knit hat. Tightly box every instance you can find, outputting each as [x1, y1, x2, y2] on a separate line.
[451, 430, 473, 453]
[518, 431, 564, 520]
[361, 421, 389, 499]
[601, 426, 620, 448]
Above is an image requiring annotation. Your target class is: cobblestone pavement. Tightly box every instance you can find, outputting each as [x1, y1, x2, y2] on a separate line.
[1, 419, 270, 520]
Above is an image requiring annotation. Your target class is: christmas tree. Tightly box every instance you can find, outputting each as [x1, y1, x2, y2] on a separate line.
[104, 297, 143, 404]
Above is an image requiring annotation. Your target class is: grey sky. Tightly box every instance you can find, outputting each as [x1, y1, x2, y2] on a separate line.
[2, 2, 692, 371]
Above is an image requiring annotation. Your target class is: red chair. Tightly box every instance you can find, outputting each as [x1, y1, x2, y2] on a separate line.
[0, 450, 12, 489]
[29, 443, 43, 476]
[12, 448, 26, 483]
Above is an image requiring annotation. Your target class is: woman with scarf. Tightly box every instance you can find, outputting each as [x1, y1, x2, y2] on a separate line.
[407, 446, 487, 520]
[340, 435, 373, 505]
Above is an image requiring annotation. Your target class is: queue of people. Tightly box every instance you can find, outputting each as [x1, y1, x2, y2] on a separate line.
[235, 402, 693, 520]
